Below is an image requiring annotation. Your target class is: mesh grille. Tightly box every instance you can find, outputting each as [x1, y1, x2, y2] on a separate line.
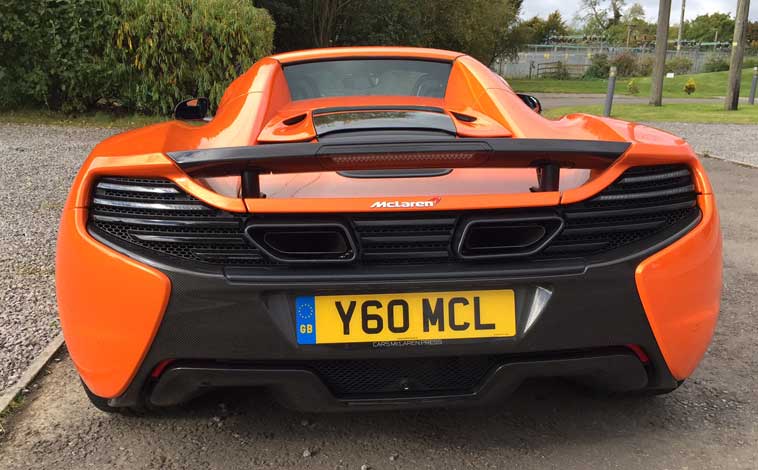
[89, 177, 266, 265]
[307, 356, 497, 397]
[352, 215, 457, 263]
[543, 164, 699, 257]
[87, 165, 699, 266]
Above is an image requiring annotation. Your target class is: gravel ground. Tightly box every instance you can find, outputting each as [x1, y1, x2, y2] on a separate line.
[644, 122, 758, 168]
[0, 120, 755, 397]
[0, 125, 116, 392]
[0, 155, 756, 469]
[0, 119, 755, 398]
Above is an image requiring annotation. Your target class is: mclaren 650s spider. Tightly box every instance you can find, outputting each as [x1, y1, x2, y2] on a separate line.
[56, 47, 721, 412]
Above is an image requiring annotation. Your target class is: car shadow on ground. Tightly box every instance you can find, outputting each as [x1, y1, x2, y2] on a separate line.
[127, 378, 706, 452]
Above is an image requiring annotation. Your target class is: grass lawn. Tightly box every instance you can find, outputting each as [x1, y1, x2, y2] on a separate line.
[508, 68, 757, 99]
[0, 109, 167, 129]
[544, 103, 758, 124]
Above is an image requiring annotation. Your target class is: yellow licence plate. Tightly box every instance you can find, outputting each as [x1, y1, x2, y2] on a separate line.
[295, 289, 515, 344]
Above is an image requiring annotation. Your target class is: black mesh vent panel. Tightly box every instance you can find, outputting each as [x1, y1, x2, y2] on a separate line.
[87, 165, 699, 266]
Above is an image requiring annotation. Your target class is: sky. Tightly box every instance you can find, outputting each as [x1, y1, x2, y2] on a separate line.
[521, 0, 758, 24]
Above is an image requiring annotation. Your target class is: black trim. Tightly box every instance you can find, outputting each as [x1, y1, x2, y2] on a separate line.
[148, 350, 649, 410]
[313, 105, 445, 115]
[242, 169, 262, 198]
[282, 113, 307, 126]
[168, 138, 631, 173]
[454, 214, 564, 260]
[533, 162, 560, 192]
[313, 110, 457, 137]
[244, 221, 357, 264]
[450, 111, 477, 122]
[338, 169, 453, 178]
[280, 56, 457, 67]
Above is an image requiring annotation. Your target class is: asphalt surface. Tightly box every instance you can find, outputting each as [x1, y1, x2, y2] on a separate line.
[533, 92, 752, 109]
[1, 124, 757, 468]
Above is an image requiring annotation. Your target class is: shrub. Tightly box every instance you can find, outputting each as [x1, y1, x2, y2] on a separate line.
[546, 62, 570, 79]
[110, 0, 274, 114]
[0, 0, 275, 114]
[0, 0, 121, 112]
[665, 56, 693, 75]
[743, 57, 758, 69]
[609, 53, 636, 77]
[684, 78, 696, 95]
[704, 55, 730, 72]
[584, 54, 610, 79]
[635, 55, 654, 76]
[627, 79, 639, 95]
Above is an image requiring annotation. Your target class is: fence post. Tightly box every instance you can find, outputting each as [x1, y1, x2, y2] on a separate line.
[750, 67, 758, 105]
[604, 66, 617, 117]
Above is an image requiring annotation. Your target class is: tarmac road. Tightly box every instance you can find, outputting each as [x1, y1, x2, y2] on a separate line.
[532, 92, 752, 109]
[1, 155, 757, 469]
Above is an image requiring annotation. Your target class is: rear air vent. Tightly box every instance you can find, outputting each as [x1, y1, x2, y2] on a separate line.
[351, 215, 457, 263]
[451, 111, 477, 122]
[88, 165, 699, 267]
[88, 177, 265, 265]
[543, 165, 699, 257]
[283, 113, 307, 126]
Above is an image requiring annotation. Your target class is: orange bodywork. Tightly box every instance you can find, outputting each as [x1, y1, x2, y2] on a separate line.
[77, 47, 708, 214]
[56, 46, 722, 398]
[56, 209, 171, 398]
[636, 194, 722, 380]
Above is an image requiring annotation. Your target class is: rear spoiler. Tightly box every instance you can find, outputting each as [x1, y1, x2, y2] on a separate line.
[167, 138, 630, 196]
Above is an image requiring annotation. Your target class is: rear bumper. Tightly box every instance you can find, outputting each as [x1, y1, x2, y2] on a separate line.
[150, 350, 647, 411]
[102, 235, 698, 409]
[57, 196, 721, 411]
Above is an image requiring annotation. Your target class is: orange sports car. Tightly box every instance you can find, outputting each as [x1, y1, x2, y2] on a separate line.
[56, 47, 722, 412]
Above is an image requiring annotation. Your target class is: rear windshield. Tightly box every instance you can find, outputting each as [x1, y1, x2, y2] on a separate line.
[283, 59, 452, 101]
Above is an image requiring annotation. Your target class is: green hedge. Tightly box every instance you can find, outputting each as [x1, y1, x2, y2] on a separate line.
[0, 0, 121, 112]
[0, 0, 274, 114]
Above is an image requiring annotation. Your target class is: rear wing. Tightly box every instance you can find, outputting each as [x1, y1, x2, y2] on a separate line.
[168, 138, 630, 197]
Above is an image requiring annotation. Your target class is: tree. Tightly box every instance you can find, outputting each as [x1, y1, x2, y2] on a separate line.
[446, 0, 524, 64]
[259, 0, 526, 65]
[522, 10, 569, 44]
[684, 13, 735, 42]
[624, 3, 646, 22]
[581, 0, 627, 34]
[624, 3, 654, 44]
[604, 3, 654, 46]
[311, 0, 353, 47]
[257, 0, 356, 49]
[255, 0, 312, 52]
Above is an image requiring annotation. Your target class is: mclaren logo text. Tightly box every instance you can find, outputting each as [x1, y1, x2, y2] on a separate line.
[370, 197, 441, 209]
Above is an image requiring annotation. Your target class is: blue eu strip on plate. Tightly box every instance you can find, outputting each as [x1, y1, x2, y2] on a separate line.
[295, 296, 316, 344]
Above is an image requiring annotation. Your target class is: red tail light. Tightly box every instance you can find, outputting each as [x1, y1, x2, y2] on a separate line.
[626, 344, 650, 363]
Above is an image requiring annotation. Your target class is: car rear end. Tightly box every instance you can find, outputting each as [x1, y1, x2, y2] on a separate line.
[56, 49, 721, 412]
[56, 138, 720, 411]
